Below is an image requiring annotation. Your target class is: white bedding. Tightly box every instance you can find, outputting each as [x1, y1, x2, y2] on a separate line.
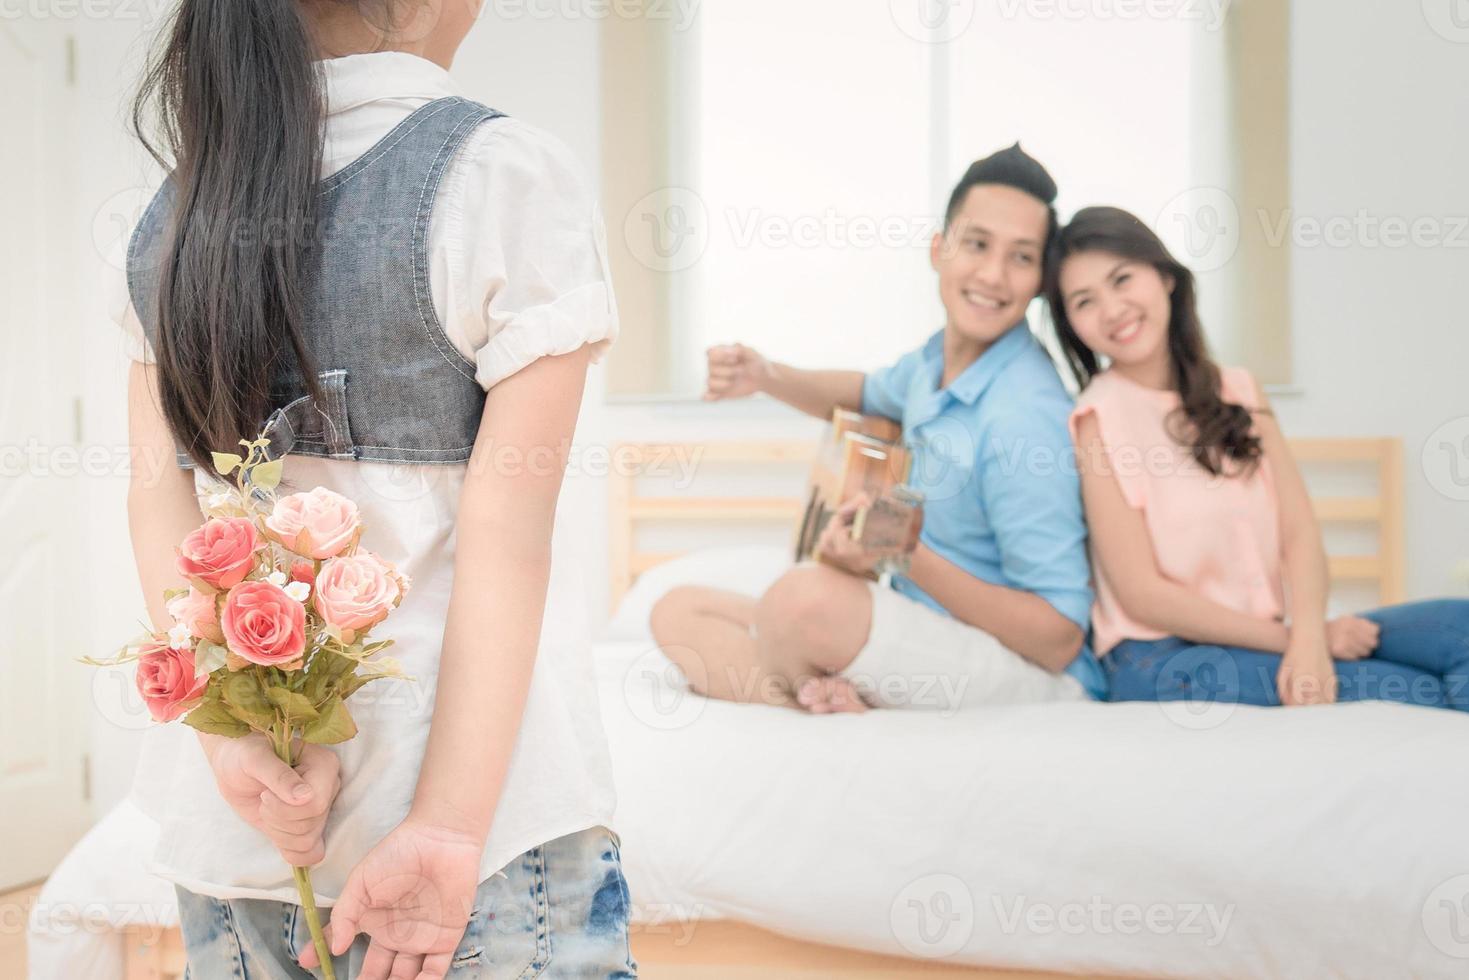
[597, 639, 1469, 979]
[38, 629, 1469, 979]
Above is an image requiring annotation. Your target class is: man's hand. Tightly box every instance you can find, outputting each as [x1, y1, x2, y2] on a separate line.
[1325, 614, 1380, 660]
[204, 733, 340, 867]
[299, 819, 484, 980]
[703, 344, 772, 401]
[814, 494, 881, 578]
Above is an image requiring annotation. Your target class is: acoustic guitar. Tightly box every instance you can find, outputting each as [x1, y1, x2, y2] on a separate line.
[794, 410, 924, 575]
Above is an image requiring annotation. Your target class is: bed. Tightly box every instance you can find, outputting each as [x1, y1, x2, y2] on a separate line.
[40, 437, 1469, 980]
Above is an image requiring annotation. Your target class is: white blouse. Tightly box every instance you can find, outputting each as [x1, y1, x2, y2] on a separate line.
[105, 52, 620, 904]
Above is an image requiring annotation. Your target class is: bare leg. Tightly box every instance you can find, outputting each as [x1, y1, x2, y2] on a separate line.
[753, 563, 875, 711]
[650, 569, 874, 712]
[651, 586, 787, 704]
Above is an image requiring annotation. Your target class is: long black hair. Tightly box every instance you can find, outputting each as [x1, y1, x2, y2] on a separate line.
[1045, 206, 1262, 477]
[131, 0, 350, 471]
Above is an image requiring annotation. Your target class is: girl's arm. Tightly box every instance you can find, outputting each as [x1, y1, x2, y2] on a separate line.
[126, 361, 206, 630]
[308, 346, 596, 977]
[408, 344, 592, 837]
[1074, 412, 1292, 653]
[1253, 405, 1337, 704]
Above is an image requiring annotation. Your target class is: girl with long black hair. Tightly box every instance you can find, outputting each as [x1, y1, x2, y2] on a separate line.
[113, 2, 633, 977]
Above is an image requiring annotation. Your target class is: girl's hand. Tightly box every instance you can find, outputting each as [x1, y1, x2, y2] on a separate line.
[300, 819, 483, 980]
[1277, 638, 1339, 706]
[815, 494, 880, 578]
[703, 344, 772, 401]
[204, 733, 340, 866]
[1325, 614, 1381, 660]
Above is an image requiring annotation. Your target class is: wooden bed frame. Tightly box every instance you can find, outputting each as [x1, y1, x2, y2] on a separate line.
[122, 437, 1404, 980]
[609, 436, 1405, 609]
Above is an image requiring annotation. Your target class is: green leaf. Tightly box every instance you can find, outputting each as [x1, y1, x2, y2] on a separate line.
[250, 458, 284, 492]
[219, 672, 275, 727]
[302, 697, 357, 745]
[211, 452, 244, 476]
[183, 700, 250, 737]
[265, 686, 319, 721]
[193, 640, 229, 679]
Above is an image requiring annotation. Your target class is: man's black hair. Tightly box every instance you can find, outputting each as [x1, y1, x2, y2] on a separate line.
[943, 142, 1058, 229]
[942, 144, 1061, 274]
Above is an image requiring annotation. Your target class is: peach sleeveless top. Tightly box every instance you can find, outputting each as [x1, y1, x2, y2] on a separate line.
[1070, 367, 1285, 655]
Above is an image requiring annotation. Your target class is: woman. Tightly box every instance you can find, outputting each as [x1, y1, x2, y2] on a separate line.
[1045, 206, 1468, 711]
[114, 1, 634, 977]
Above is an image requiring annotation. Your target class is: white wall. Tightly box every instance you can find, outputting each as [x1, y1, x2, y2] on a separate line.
[1271, 0, 1469, 599]
[79, 0, 1469, 813]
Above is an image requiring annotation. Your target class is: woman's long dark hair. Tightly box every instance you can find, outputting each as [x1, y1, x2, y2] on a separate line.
[132, 0, 345, 471]
[1044, 206, 1262, 477]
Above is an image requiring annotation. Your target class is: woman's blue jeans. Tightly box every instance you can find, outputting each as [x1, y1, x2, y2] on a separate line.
[1105, 599, 1469, 711]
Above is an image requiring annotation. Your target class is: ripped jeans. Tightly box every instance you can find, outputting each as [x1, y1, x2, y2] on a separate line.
[175, 826, 637, 979]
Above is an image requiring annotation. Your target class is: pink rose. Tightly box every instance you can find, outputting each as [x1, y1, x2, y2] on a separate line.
[221, 581, 307, 668]
[266, 487, 361, 560]
[135, 640, 210, 723]
[314, 552, 404, 643]
[167, 587, 224, 645]
[176, 518, 262, 591]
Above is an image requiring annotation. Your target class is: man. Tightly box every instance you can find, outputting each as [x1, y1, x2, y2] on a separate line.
[651, 145, 1106, 712]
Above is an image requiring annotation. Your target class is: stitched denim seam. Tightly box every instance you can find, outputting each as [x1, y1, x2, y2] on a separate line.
[411, 106, 502, 382]
[319, 99, 462, 194]
[219, 899, 251, 980]
[517, 847, 551, 979]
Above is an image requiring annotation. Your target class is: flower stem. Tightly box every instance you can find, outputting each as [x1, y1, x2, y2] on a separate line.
[272, 723, 337, 980]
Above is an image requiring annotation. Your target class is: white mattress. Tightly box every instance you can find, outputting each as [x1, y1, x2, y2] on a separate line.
[596, 640, 1469, 979]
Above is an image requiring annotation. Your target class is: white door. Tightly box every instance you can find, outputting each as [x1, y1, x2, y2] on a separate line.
[0, 15, 91, 890]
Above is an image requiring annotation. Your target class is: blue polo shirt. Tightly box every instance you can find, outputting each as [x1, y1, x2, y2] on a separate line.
[861, 322, 1106, 699]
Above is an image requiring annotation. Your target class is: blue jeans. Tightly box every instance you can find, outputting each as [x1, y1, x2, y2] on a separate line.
[176, 826, 637, 979]
[1105, 599, 1469, 711]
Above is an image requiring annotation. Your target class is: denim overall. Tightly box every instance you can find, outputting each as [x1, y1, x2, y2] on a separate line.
[127, 97, 637, 978]
[127, 96, 500, 468]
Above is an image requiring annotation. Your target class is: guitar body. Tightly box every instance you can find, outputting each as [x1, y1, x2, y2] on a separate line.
[794, 411, 921, 571]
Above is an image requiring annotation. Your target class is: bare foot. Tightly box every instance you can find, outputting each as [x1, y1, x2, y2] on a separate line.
[796, 675, 871, 714]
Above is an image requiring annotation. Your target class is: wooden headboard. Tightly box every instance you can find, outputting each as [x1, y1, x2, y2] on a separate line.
[607, 437, 1406, 610]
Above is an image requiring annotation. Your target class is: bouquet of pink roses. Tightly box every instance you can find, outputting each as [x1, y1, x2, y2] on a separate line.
[87, 436, 410, 980]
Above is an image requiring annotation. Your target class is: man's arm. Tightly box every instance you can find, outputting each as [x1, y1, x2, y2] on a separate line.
[704, 343, 864, 420]
[906, 545, 1084, 671]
